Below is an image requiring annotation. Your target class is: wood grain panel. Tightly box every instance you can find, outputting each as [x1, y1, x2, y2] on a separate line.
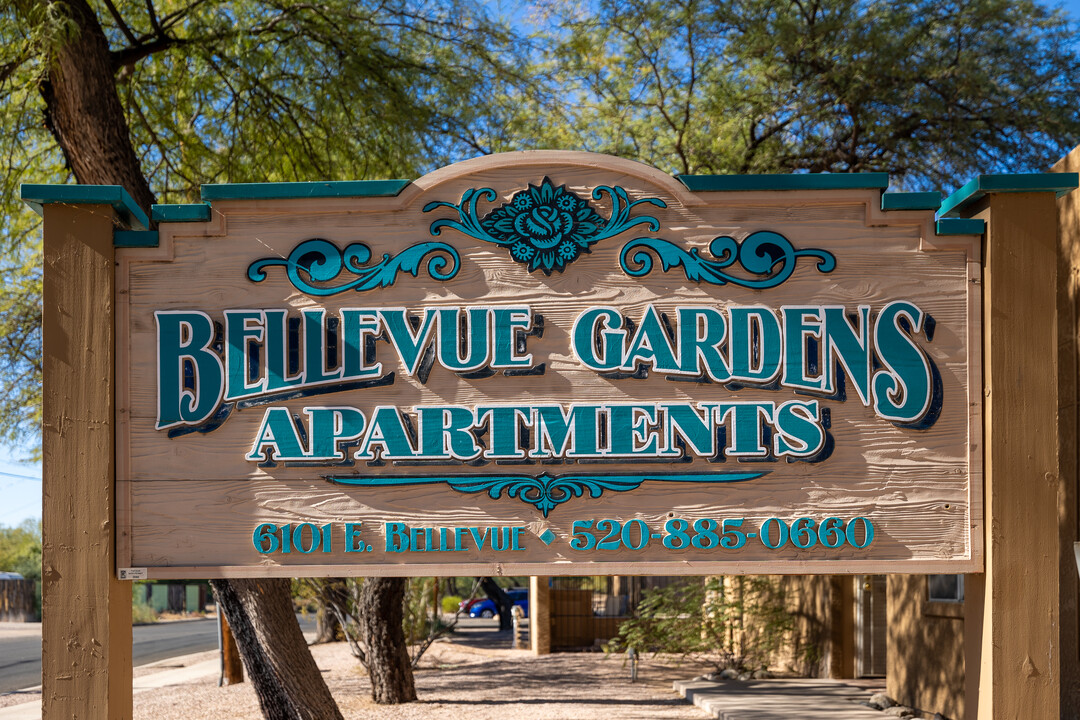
[116, 151, 981, 577]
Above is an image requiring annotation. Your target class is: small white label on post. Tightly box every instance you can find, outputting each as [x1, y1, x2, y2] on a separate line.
[118, 568, 147, 580]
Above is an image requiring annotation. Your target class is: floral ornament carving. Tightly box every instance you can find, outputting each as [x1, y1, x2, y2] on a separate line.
[423, 177, 666, 275]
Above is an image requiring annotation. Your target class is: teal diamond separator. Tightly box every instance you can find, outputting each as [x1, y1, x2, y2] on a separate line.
[538, 529, 556, 546]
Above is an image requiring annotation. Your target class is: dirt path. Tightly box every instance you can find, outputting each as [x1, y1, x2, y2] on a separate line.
[134, 640, 713, 720]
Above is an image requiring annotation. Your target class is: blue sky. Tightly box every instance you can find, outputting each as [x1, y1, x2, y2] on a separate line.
[0, 448, 40, 529]
[3, 0, 1080, 529]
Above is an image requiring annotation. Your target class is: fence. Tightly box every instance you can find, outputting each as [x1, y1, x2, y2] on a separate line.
[549, 576, 696, 650]
[0, 579, 36, 622]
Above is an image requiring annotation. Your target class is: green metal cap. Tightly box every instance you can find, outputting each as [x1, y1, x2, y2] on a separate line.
[20, 184, 150, 230]
[938, 173, 1079, 218]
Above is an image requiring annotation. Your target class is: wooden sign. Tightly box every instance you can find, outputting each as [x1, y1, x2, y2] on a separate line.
[116, 152, 982, 578]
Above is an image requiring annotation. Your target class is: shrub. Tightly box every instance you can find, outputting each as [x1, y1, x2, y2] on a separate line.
[132, 583, 157, 624]
[607, 576, 792, 671]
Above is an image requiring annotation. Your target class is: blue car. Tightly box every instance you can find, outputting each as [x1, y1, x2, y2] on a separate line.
[469, 589, 528, 618]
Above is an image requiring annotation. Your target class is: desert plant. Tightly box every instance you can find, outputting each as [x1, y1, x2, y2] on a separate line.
[132, 583, 157, 625]
[607, 576, 793, 671]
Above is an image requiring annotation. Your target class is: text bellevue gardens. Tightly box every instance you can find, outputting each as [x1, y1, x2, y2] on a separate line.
[155, 301, 936, 464]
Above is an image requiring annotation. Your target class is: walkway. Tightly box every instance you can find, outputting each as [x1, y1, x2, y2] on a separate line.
[674, 677, 889, 719]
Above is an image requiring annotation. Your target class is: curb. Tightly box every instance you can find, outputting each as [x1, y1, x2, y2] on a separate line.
[673, 677, 887, 719]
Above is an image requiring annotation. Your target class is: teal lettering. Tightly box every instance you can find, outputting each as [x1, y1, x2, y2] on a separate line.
[781, 307, 824, 391]
[677, 307, 731, 381]
[729, 308, 781, 383]
[385, 523, 409, 553]
[223, 310, 265, 401]
[533, 405, 604, 457]
[773, 400, 825, 457]
[823, 306, 872, 404]
[477, 406, 533, 459]
[264, 309, 300, 392]
[306, 407, 366, 460]
[437, 307, 489, 371]
[381, 309, 436, 375]
[345, 523, 364, 552]
[622, 305, 680, 373]
[355, 406, 417, 459]
[302, 309, 342, 384]
[156, 311, 225, 428]
[873, 301, 932, 423]
[571, 307, 625, 371]
[491, 308, 533, 368]
[418, 406, 480, 460]
[607, 405, 659, 456]
[717, 402, 774, 457]
[661, 403, 718, 458]
[340, 309, 383, 379]
[246, 407, 308, 461]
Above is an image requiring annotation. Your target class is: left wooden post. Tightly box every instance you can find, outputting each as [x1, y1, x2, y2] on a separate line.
[39, 196, 133, 719]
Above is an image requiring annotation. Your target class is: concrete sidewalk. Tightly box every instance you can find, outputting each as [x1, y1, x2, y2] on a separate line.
[674, 677, 888, 719]
[0, 652, 221, 719]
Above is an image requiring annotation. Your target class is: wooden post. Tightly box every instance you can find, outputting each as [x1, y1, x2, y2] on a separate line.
[966, 192, 1063, 719]
[529, 576, 550, 655]
[41, 203, 132, 718]
[220, 610, 245, 684]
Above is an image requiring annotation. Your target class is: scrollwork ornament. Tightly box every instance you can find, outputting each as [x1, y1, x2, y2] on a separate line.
[247, 238, 459, 296]
[620, 230, 836, 289]
[328, 472, 764, 517]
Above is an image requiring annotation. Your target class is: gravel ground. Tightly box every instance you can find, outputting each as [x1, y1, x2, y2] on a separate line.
[133, 640, 713, 720]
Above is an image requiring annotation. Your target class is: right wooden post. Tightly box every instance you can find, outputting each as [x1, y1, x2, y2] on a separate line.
[965, 188, 1066, 719]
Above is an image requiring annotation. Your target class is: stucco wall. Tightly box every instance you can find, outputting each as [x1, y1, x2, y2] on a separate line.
[886, 575, 965, 720]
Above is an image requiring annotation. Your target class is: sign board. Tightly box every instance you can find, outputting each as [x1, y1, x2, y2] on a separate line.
[116, 152, 982, 578]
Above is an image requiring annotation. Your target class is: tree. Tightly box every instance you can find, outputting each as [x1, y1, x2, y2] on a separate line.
[0, 519, 41, 581]
[211, 579, 342, 719]
[6, 0, 1080, 709]
[300, 576, 480, 702]
[489, 0, 1080, 188]
[1, 0, 526, 712]
[479, 577, 514, 632]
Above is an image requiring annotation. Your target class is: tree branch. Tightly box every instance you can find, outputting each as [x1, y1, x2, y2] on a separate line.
[144, 0, 163, 36]
[101, 0, 138, 46]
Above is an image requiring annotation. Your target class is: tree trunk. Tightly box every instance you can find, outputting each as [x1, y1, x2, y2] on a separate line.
[314, 605, 341, 644]
[211, 580, 343, 720]
[36, 0, 155, 210]
[167, 584, 184, 613]
[359, 577, 417, 703]
[479, 577, 514, 632]
[219, 609, 244, 685]
[38, 2, 413, 715]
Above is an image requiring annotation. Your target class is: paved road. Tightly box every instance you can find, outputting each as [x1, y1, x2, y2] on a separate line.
[0, 616, 315, 694]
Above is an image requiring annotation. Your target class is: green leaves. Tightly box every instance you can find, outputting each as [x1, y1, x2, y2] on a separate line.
[0, 518, 41, 581]
[606, 576, 794, 671]
[0, 0, 531, 453]
[2, 0, 1080, 457]
[534, 0, 1080, 187]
